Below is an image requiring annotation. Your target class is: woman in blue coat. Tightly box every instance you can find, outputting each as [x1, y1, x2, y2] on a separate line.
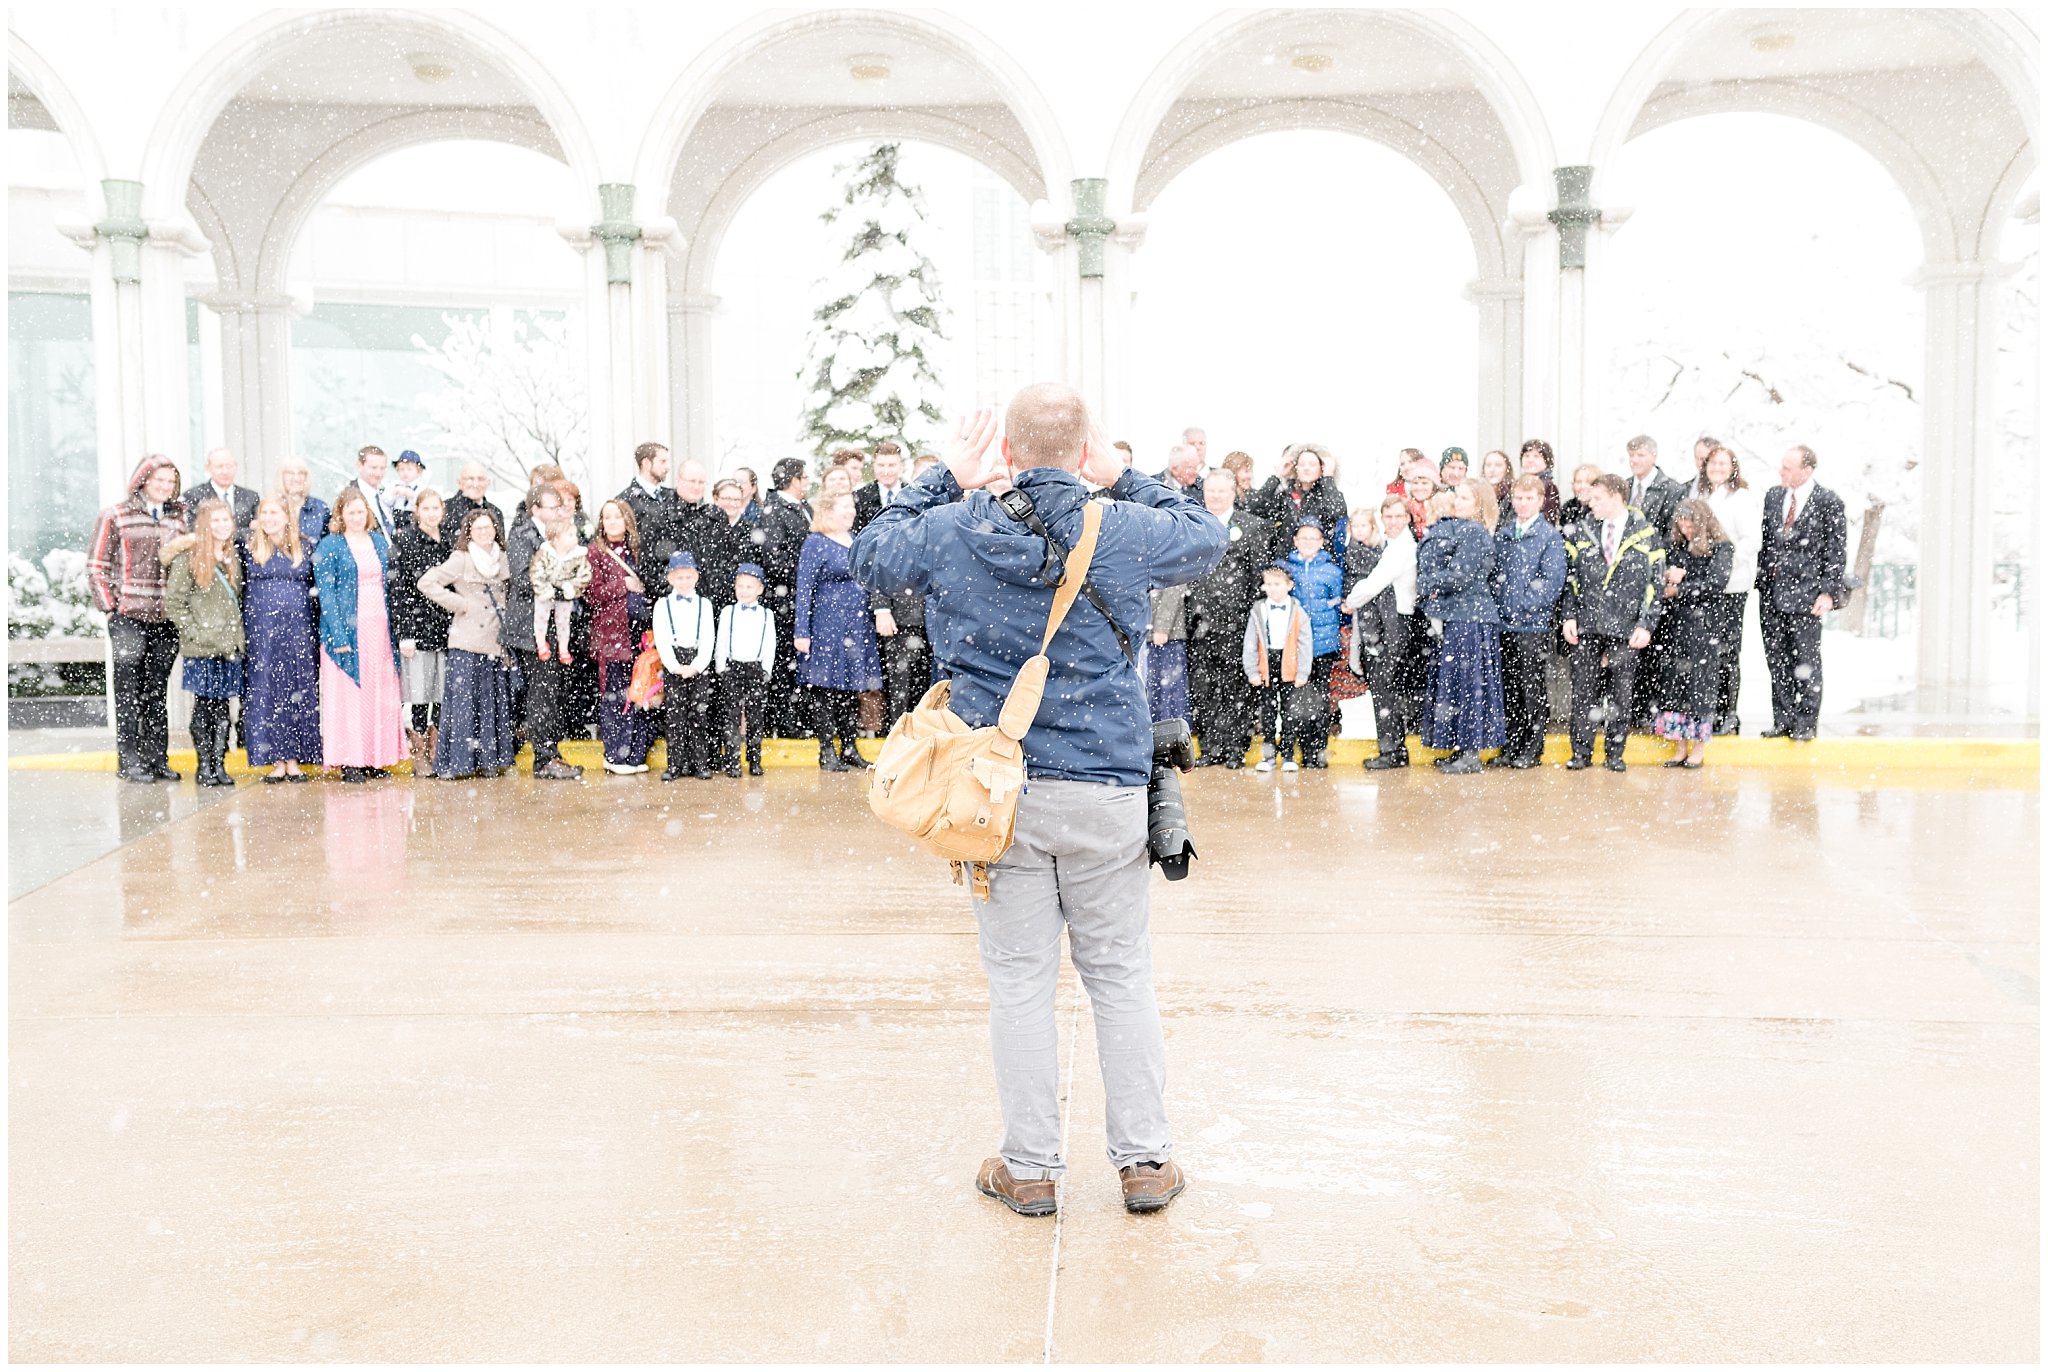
[311, 487, 404, 780]
[1282, 517, 1344, 768]
[241, 497, 322, 782]
[1417, 480, 1505, 774]
[794, 491, 882, 772]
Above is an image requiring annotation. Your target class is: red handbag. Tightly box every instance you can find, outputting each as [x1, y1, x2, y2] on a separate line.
[625, 631, 665, 710]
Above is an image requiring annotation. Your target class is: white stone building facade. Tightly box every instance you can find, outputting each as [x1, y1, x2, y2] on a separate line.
[7, 5, 2038, 713]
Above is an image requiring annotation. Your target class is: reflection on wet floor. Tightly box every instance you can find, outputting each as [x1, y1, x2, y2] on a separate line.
[8, 763, 2038, 1360]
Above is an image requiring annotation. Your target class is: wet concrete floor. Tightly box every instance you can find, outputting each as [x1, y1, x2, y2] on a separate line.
[8, 762, 2039, 1360]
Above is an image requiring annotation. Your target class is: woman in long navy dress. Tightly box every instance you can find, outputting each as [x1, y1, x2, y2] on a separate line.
[1418, 479, 1505, 775]
[241, 496, 322, 781]
[794, 491, 882, 772]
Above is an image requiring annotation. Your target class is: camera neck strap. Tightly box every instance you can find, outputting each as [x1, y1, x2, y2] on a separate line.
[997, 488, 1135, 666]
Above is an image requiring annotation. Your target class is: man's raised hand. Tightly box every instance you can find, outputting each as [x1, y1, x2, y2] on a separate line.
[942, 409, 1003, 490]
[1080, 422, 1124, 489]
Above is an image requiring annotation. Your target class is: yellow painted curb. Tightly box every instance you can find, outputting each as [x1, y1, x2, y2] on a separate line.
[9, 734, 2037, 777]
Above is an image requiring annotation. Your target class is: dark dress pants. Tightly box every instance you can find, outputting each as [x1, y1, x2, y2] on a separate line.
[1188, 637, 1250, 764]
[721, 662, 767, 766]
[1759, 598, 1824, 732]
[109, 613, 179, 771]
[1568, 633, 1637, 761]
[1300, 652, 1337, 764]
[1359, 643, 1412, 762]
[1500, 630, 1551, 764]
[880, 631, 932, 729]
[661, 669, 715, 775]
[520, 650, 564, 769]
[1714, 592, 1746, 729]
[766, 604, 805, 736]
[1255, 651, 1305, 760]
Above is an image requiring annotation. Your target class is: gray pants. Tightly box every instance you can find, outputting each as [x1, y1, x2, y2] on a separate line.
[972, 778, 1171, 1179]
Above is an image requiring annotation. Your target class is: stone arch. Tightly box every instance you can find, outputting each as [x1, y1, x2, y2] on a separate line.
[8, 32, 106, 199]
[634, 8, 1069, 214]
[139, 7, 600, 225]
[1106, 9, 1555, 451]
[253, 107, 563, 297]
[679, 109, 1041, 300]
[1106, 7, 1556, 213]
[1626, 78, 1956, 264]
[643, 8, 1071, 472]
[1132, 98, 1500, 280]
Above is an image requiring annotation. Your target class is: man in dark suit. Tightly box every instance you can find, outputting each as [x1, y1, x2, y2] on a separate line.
[618, 441, 684, 569]
[758, 457, 814, 737]
[1152, 442, 1203, 497]
[1623, 434, 1686, 536]
[1622, 434, 1687, 725]
[344, 445, 401, 539]
[1756, 444, 1847, 742]
[1185, 470, 1273, 766]
[852, 440, 906, 534]
[182, 448, 259, 532]
[443, 462, 507, 545]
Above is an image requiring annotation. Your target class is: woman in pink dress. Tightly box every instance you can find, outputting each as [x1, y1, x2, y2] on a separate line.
[311, 485, 406, 782]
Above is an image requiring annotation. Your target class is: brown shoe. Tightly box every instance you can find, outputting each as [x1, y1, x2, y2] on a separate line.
[1119, 1159, 1187, 1214]
[976, 1158, 1057, 1217]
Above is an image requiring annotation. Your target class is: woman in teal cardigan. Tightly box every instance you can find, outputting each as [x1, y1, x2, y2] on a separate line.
[312, 486, 405, 780]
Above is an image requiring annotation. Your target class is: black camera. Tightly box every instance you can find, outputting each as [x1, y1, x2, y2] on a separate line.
[1147, 718, 1198, 880]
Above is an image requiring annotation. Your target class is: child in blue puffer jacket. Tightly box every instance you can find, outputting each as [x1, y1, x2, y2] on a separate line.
[1283, 517, 1344, 768]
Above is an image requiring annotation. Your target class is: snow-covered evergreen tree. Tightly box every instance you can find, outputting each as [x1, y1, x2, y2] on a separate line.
[797, 143, 948, 459]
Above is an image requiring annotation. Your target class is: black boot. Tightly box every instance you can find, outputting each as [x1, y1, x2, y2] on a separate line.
[188, 723, 212, 786]
[818, 740, 849, 772]
[210, 716, 238, 787]
[746, 741, 763, 777]
[835, 696, 870, 770]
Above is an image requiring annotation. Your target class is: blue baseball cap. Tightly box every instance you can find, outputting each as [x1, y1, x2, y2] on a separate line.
[395, 449, 425, 470]
[666, 551, 697, 572]
[735, 562, 765, 581]
[1294, 517, 1323, 533]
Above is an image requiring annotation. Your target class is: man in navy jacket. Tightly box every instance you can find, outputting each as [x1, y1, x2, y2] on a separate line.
[1491, 475, 1567, 767]
[852, 383, 1224, 1220]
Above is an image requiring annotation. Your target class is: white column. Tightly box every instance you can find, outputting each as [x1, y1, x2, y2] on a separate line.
[1913, 259, 2010, 713]
[632, 221, 683, 456]
[138, 226, 205, 468]
[1508, 186, 1561, 454]
[670, 289, 719, 472]
[1029, 205, 1080, 393]
[1467, 276, 1525, 453]
[205, 289, 302, 490]
[1098, 219, 1148, 438]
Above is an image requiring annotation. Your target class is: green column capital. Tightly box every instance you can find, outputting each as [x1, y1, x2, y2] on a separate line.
[1547, 166, 1599, 271]
[593, 182, 643, 285]
[96, 179, 149, 284]
[1065, 178, 1116, 279]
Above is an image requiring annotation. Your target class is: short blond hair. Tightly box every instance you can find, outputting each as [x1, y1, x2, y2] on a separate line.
[1004, 382, 1089, 471]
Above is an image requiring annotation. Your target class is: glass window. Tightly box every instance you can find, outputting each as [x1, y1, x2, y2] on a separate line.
[291, 302, 487, 500]
[7, 292, 97, 561]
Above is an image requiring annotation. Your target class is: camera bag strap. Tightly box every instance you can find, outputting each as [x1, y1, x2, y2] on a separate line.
[995, 499, 1103, 741]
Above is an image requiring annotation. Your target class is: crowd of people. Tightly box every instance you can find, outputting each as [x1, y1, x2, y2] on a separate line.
[1144, 428, 1846, 776]
[83, 422, 1846, 787]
